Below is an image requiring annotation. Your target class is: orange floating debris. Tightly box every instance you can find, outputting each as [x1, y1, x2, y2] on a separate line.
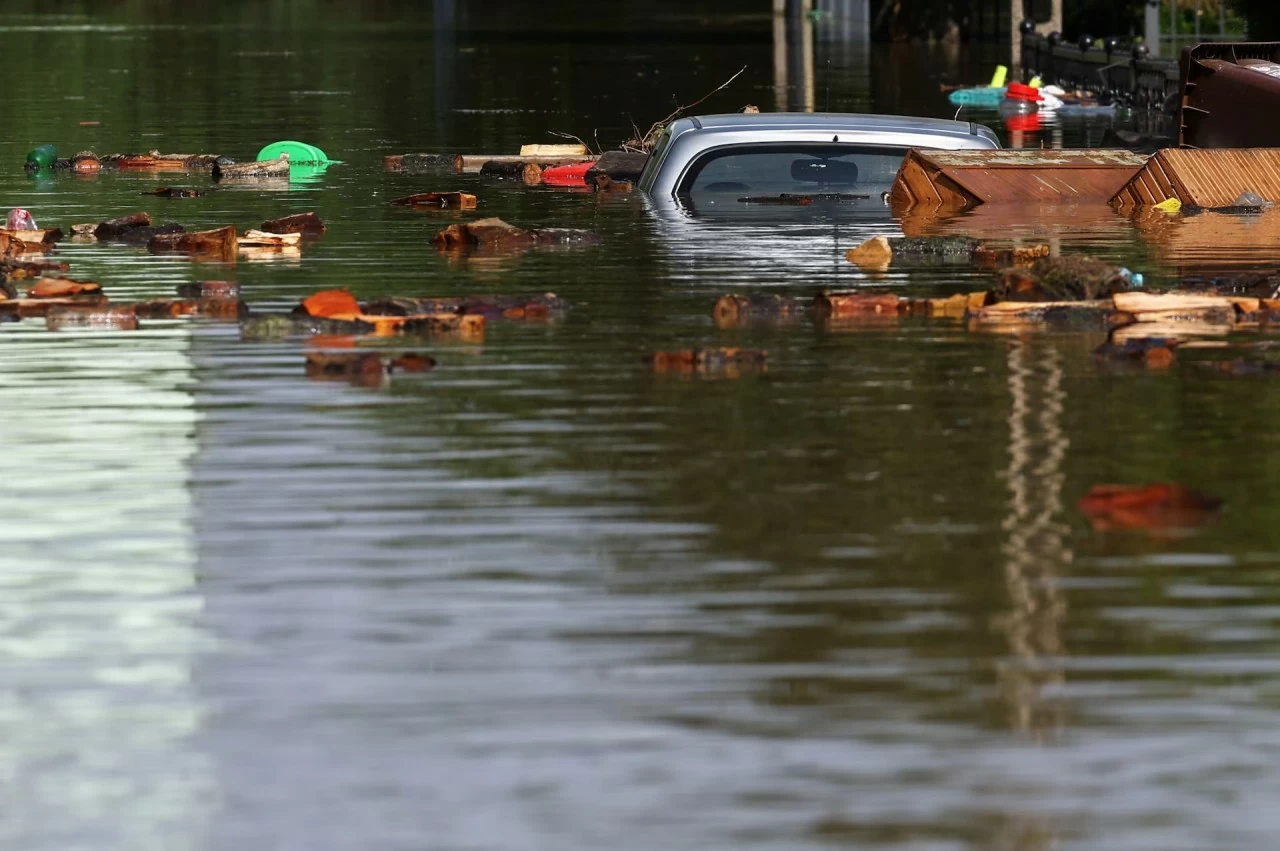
[300, 289, 361, 319]
[1078, 483, 1222, 533]
[27, 278, 102, 299]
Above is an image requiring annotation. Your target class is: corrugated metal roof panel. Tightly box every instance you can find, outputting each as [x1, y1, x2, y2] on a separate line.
[1114, 148, 1280, 208]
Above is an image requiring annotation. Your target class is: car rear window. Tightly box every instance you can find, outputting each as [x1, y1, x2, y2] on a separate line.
[678, 144, 906, 199]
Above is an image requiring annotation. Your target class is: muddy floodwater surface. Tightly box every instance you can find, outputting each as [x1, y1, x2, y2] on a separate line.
[4, 4, 1280, 850]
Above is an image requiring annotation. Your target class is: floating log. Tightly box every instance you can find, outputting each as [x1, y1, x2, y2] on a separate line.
[45, 305, 137, 330]
[27, 278, 101, 299]
[361, 292, 566, 319]
[890, 148, 1148, 211]
[261, 211, 325, 235]
[649, 347, 768, 376]
[432, 217, 598, 251]
[383, 153, 456, 173]
[94, 212, 152, 239]
[0, 257, 70, 281]
[241, 313, 377, 339]
[712, 293, 811, 328]
[148, 225, 237, 261]
[519, 143, 588, 157]
[237, 230, 302, 247]
[454, 154, 595, 174]
[102, 152, 224, 171]
[177, 281, 240, 299]
[585, 151, 649, 182]
[389, 192, 478, 210]
[212, 155, 289, 181]
[72, 152, 101, 173]
[813, 292, 903, 319]
[131, 298, 247, 320]
[1112, 291, 1237, 323]
[1113, 148, 1280, 210]
[143, 187, 205, 198]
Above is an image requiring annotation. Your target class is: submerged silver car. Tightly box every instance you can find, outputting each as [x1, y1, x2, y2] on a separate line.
[638, 112, 1000, 212]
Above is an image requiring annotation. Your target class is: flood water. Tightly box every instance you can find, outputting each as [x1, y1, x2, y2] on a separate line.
[3, 3, 1280, 850]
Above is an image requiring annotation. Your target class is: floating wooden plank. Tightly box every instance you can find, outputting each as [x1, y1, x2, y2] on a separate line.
[390, 192, 477, 210]
[1113, 148, 1280, 209]
[454, 154, 595, 174]
[889, 148, 1148, 211]
[519, 143, 587, 157]
[237, 230, 302, 247]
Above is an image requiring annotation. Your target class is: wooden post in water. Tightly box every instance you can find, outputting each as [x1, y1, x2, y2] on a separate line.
[1012, 0, 1064, 71]
[773, 0, 788, 111]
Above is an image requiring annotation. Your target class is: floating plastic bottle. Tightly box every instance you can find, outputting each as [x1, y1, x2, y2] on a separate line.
[24, 144, 56, 171]
[6, 208, 38, 230]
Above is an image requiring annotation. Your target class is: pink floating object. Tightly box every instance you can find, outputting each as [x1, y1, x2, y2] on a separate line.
[6, 208, 37, 230]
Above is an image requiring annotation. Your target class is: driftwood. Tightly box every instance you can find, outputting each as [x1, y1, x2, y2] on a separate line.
[432, 217, 598, 252]
[148, 225, 238, 261]
[519, 143, 588, 157]
[241, 313, 377, 339]
[713, 294, 811, 328]
[648, 347, 767, 376]
[261, 212, 325, 234]
[383, 153, 456, 173]
[390, 192, 477, 210]
[362, 292, 566, 319]
[131, 298, 247, 320]
[454, 154, 594, 174]
[238, 230, 302, 247]
[585, 151, 649, 182]
[212, 155, 289, 181]
[177, 281, 240, 299]
[45, 304, 137, 330]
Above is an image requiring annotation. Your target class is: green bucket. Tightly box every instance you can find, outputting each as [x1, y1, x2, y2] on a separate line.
[256, 140, 332, 165]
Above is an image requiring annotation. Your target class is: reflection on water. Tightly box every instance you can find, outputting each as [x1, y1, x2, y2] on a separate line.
[0, 3, 1278, 850]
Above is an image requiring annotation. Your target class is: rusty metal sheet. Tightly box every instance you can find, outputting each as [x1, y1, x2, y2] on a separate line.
[891, 148, 1148, 210]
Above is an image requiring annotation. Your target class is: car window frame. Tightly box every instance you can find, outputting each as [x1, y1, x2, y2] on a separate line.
[673, 142, 910, 199]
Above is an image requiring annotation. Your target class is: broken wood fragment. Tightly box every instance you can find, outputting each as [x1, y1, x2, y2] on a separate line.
[454, 154, 595, 174]
[45, 305, 137, 331]
[649, 347, 768, 376]
[94, 212, 152, 240]
[237, 230, 302, 247]
[383, 153, 456, 173]
[148, 225, 237, 261]
[213, 154, 289, 181]
[712, 293, 811, 328]
[241, 313, 377, 339]
[143, 187, 205, 198]
[432, 217, 598, 252]
[813, 292, 903, 319]
[519, 143, 588, 158]
[584, 151, 649, 182]
[261, 211, 325, 235]
[27, 278, 101, 299]
[389, 192, 477, 210]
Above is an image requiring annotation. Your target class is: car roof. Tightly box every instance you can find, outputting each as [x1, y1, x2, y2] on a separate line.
[669, 112, 989, 139]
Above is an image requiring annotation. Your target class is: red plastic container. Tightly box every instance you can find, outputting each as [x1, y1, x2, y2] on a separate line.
[541, 161, 596, 186]
[1005, 82, 1043, 103]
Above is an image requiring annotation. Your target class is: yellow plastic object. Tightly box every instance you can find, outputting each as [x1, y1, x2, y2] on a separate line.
[1028, 76, 1043, 88]
[1154, 197, 1182, 213]
[989, 65, 1008, 88]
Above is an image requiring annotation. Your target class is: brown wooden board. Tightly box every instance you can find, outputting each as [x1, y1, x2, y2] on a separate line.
[1113, 148, 1280, 209]
[890, 148, 1148, 212]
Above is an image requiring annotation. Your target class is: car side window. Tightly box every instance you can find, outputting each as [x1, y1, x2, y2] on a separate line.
[678, 145, 906, 198]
